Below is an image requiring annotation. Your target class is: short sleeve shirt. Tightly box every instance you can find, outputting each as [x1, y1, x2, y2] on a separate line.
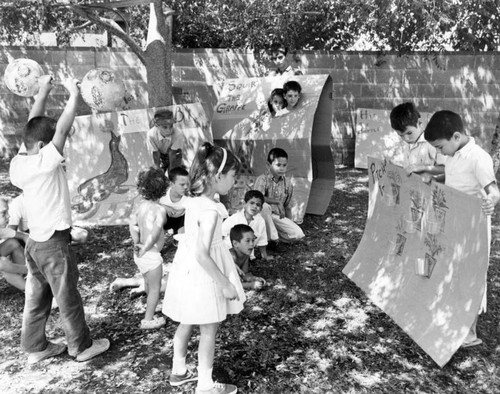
[254, 171, 293, 215]
[159, 187, 187, 218]
[8, 195, 29, 232]
[147, 126, 183, 154]
[404, 133, 447, 167]
[221, 209, 268, 249]
[9, 142, 72, 242]
[445, 138, 496, 198]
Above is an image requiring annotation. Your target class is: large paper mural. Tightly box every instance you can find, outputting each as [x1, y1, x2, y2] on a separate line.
[212, 75, 335, 223]
[65, 103, 211, 225]
[354, 109, 432, 169]
[342, 157, 489, 367]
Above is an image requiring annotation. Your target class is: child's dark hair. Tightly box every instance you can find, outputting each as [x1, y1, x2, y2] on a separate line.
[230, 224, 254, 244]
[244, 190, 264, 205]
[189, 142, 240, 196]
[23, 116, 57, 150]
[267, 147, 288, 164]
[424, 110, 465, 142]
[267, 88, 287, 113]
[268, 42, 288, 56]
[168, 166, 189, 183]
[283, 80, 302, 94]
[137, 167, 168, 201]
[390, 102, 421, 133]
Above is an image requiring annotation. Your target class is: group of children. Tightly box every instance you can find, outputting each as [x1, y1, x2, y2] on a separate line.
[1, 68, 498, 393]
[267, 80, 303, 117]
[389, 102, 500, 348]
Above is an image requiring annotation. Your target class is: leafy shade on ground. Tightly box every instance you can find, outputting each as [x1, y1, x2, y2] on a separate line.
[1, 164, 500, 394]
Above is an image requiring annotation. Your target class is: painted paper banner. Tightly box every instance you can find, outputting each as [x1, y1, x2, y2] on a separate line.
[355, 108, 432, 169]
[65, 103, 212, 226]
[212, 75, 334, 223]
[342, 157, 489, 367]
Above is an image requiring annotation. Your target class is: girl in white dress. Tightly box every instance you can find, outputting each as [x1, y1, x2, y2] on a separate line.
[163, 142, 245, 394]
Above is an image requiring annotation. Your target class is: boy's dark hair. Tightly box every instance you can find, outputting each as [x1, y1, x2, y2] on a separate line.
[23, 116, 57, 150]
[244, 190, 264, 205]
[137, 167, 168, 201]
[230, 224, 254, 244]
[424, 110, 465, 142]
[390, 102, 421, 133]
[154, 109, 174, 121]
[168, 166, 189, 182]
[269, 42, 288, 56]
[283, 80, 302, 94]
[267, 147, 288, 164]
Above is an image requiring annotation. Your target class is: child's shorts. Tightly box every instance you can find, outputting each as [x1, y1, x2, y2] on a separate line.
[134, 251, 163, 274]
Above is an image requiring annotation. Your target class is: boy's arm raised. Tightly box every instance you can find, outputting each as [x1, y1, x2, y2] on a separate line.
[52, 78, 80, 155]
[28, 75, 53, 121]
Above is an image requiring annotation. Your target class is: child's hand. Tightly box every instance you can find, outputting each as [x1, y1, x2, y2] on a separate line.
[63, 78, 81, 97]
[481, 196, 495, 216]
[134, 243, 145, 257]
[278, 204, 286, 219]
[222, 282, 239, 301]
[419, 173, 433, 184]
[263, 255, 274, 261]
[405, 164, 424, 176]
[37, 75, 54, 95]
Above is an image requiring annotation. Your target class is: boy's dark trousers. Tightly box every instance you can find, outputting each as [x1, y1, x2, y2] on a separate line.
[21, 229, 92, 356]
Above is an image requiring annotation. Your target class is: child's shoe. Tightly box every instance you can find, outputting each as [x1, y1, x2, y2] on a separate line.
[195, 382, 237, 394]
[76, 338, 110, 362]
[27, 341, 67, 365]
[140, 315, 166, 330]
[169, 369, 198, 386]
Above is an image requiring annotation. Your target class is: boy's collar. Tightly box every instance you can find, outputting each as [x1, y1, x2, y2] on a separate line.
[266, 169, 283, 181]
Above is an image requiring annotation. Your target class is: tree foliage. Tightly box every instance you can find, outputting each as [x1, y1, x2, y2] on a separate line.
[0, 0, 498, 52]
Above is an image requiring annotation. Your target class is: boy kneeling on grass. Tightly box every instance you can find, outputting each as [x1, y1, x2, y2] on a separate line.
[229, 224, 266, 290]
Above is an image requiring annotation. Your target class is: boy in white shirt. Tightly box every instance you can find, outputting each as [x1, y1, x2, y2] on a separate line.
[160, 166, 189, 235]
[222, 190, 273, 261]
[425, 110, 500, 348]
[9, 76, 109, 364]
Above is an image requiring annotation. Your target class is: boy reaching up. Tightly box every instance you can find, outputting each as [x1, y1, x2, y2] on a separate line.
[9, 75, 109, 364]
[129, 167, 168, 330]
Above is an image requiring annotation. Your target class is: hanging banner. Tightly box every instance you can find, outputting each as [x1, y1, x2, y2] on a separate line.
[212, 74, 334, 222]
[342, 157, 489, 367]
[65, 103, 212, 225]
[354, 108, 432, 169]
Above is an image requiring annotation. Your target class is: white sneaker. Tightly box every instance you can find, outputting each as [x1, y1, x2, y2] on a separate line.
[140, 315, 166, 330]
[76, 338, 110, 362]
[27, 342, 67, 365]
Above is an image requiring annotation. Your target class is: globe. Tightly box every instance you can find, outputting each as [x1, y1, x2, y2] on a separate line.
[4, 58, 44, 97]
[80, 68, 126, 112]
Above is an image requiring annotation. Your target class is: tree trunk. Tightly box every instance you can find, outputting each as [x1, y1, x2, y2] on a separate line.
[144, 0, 172, 108]
[492, 113, 500, 174]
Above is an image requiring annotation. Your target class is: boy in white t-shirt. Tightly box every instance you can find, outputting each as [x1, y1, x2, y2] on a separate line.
[160, 166, 189, 235]
[425, 110, 500, 348]
[222, 190, 273, 261]
[9, 76, 109, 364]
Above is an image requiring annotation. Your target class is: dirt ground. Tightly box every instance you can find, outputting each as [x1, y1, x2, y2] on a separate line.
[0, 164, 499, 393]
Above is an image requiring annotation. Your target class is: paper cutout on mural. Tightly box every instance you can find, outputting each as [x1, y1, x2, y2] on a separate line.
[354, 109, 432, 169]
[212, 75, 335, 222]
[342, 157, 489, 367]
[65, 103, 212, 225]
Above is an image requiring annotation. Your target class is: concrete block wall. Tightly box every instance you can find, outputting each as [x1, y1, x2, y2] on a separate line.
[1, 47, 499, 165]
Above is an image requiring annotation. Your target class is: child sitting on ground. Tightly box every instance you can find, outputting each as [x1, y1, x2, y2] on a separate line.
[390, 102, 446, 182]
[229, 224, 267, 290]
[424, 110, 500, 348]
[267, 88, 287, 117]
[254, 147, 305, 245]
[129, 167, 169, 330]
[8, 193, 89, 245]
[0, 197, 28, 291]
[160, 166, 189, 235]
[222, 190, 273, 261]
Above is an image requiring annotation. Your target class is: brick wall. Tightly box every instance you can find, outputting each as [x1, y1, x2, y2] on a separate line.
[1, 47, 499, 165]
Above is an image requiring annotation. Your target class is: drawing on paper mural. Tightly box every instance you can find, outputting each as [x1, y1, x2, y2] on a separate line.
[418, 233, 445, 278]
[385, 169, 403, 205]
[408, 189, 426, 232]
[430, 187, 448, 233]
[71, 120, 130, 216]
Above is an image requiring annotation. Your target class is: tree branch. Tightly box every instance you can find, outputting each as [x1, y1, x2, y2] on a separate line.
[71, 4, 146, 65]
